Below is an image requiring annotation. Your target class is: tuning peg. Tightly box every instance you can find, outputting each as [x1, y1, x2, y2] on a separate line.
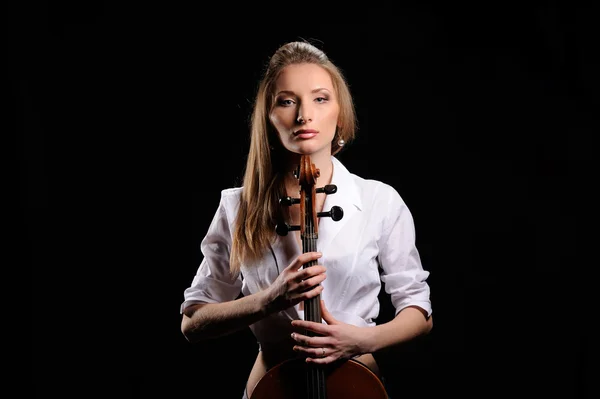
[316, 184, 337, 195]
[275, 223, 300, 236]
[317, 205, 344, 222]
[279, 196, 301, 206]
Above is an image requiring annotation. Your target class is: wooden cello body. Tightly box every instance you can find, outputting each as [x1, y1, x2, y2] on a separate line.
[250, 155, 388, 399]
[250, 357, 387, 398]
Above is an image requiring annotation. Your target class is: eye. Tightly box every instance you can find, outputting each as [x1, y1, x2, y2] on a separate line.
[277, 98, 295, 106]
[315, 97, 328, 103]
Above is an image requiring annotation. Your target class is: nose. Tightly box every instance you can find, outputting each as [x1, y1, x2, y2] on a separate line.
[296, 103, 313, 124]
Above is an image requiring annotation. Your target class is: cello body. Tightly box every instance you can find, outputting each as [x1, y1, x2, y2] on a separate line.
[250, 357, 388, 399]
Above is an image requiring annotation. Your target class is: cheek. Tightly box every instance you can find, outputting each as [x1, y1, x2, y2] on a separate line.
[324, 108, 340, 131]
[269, 113, 280, 127]
[324, 103, 340, 122]
[326, 110, 338, 124]
[270, 112, 290, 132]
[269, 115, 292, 146]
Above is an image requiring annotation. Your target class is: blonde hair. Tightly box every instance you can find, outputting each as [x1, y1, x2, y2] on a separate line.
[230, 41, 357, 274]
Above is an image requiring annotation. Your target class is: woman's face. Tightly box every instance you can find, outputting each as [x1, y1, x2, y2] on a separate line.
[269, 63, 339, 158]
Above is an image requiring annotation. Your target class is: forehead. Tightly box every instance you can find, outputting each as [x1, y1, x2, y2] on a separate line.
[274, 63, 334, 93]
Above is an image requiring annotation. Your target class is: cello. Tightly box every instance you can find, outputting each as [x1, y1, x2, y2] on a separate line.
[250, 155, 388, 399]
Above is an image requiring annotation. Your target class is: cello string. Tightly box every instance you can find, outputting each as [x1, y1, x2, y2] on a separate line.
[300, 171, 326, 398]
[311, 202, 325, 398]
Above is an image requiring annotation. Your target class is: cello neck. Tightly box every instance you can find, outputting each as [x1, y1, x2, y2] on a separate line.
[302, 203, 322, 324]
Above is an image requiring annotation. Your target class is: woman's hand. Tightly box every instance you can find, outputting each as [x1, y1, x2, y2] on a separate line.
[264, 251, 326, 314]
[290, 300, 372, 364]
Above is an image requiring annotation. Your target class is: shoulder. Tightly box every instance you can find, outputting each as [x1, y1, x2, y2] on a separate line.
[357, 176, 402, 202]
[332, 156, 406, 210]
[220, 186, 243, 201]
[348, 172, 405, 209]
[211, 187, 243, 220]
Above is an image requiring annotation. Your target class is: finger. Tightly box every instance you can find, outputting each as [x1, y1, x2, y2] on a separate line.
[302, 284, 324, 300]
[294, 345, 331, 359]
[289, 252, 322, 271]
[291, 332, 329, 348]
[298, 265, 326, 280]
[291, 319, 330, 336]
[287, 284, 323, 303]
[296, 273, 326, 292]
[305, 348, 337, 364]
[306, 354, 333, 365]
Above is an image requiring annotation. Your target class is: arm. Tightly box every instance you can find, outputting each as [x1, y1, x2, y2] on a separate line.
[181, 291, 270, 342]
[362, 305, 432, 353]
[290, 301, 431, 363]
[182, 251, 327, 343]
[181, 192, 247, 342]
[374, 186, 432, 349]
[290, 186, 433, 361]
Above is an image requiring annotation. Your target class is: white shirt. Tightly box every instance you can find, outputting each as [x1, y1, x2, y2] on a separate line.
[181, 156, 432, 349]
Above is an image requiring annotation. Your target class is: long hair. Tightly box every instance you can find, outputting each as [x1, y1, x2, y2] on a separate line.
[230, 41, 357, 274]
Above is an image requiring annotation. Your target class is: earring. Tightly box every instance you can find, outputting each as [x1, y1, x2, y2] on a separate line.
[338, 139, 345, 147]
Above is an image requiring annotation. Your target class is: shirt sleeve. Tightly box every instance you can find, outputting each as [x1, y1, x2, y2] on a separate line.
[180, 190, 242, 313]
[377, 186, 432, 317]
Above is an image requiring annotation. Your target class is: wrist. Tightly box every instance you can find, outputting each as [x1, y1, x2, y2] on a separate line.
[257, 288, 275, 317]
[360, 325, 379, 353]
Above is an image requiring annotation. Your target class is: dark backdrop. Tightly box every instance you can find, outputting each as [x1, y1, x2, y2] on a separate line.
[17, 3, 595, 399]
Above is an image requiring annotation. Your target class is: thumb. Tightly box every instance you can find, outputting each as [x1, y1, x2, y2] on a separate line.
[320, 300, 339, 325]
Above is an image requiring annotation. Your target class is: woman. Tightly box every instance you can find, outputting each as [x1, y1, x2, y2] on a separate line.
[180, 41, 433, 398]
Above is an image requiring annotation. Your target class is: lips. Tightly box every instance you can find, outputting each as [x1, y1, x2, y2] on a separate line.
[294, 129, 318, 139]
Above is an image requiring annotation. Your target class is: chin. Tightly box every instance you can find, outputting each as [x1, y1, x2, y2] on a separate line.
[288, 143, 329, 156]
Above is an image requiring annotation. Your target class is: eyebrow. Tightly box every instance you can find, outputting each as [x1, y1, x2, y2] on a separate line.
[275, 88, 332, 96]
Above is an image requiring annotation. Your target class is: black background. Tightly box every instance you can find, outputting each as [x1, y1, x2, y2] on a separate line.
[17, 3, 596, 398]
